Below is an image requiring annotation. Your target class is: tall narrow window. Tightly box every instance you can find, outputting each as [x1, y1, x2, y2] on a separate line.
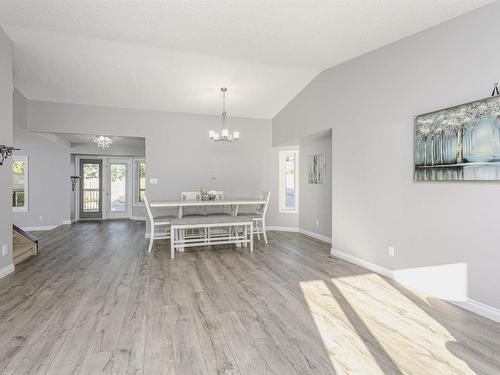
[12, 156, 28, 212]
[135, 160, 146, 204]
[279, 149, 298, 213]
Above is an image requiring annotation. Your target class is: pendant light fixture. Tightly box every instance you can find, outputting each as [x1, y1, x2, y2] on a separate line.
[94, 136, 113, 150]
[209, 87, 239, 142]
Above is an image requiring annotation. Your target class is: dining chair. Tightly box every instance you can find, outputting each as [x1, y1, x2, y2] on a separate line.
[205, 191, 229, 216]
[239, 191, 271, 244]
[205, 191, 230, 239]
[144, 195, 176, 253]
[180, 191, 205, 216]
[181, 191, 205, 239]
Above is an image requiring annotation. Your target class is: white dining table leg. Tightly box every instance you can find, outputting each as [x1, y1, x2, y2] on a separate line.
[243, 225, 248, 248]
[234, 204, 242, 248]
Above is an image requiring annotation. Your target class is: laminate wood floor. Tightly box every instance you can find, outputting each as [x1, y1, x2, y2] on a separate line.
[0, 220, 499, 374]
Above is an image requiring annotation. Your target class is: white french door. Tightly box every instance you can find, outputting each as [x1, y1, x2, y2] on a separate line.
[105, 158, 132, 219]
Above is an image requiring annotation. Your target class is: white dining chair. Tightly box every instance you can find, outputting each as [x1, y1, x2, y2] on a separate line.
[240, 191, 271, 244]
[181, 191, 205, 239]
[144, 195, 176, 253]
[205, 191, 229, 216]
[205, 191, 230, 239]
[180, 191, 205, 216]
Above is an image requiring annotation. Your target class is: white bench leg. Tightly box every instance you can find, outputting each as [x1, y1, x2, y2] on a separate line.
[170, 228, 175, 259]
[148, 226, 154, 253]
[179, 229, 185, 252]
[243, 225, 248, 248]
[250, 223, 254, 253]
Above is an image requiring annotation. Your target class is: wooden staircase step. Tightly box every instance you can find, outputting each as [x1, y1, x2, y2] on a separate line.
[12, 226, 38, 265]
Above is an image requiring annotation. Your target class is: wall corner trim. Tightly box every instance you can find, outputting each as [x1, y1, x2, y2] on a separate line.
[331, 248, 500, 323]
[0, 263, 15, 280]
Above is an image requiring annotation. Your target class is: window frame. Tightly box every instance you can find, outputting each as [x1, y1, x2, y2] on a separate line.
[279, 149, 299, 214]
[12, 155, 29, 213]
[133, 159, 146, 206]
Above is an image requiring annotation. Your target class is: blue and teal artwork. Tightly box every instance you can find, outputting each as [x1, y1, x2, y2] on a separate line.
[414, 96, 500, 181]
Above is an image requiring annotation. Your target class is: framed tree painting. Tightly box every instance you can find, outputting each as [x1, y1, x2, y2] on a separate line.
[414, 95, 500, 181]
[308, 153, 326, 184]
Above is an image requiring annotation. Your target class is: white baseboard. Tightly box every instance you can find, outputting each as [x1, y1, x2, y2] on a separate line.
[332, 248, 393, 278]
[267, 226, 331, 244]
[267, 226, 299, 232]
[450, 299, 500, 323]
[330, 248, 500, 323]
[299, 228, 332, 244]
[131, 216, 146, 221]
[21, 225, 59, 232]
[0, 263, 15, 279]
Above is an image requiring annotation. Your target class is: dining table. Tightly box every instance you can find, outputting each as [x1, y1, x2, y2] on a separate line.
[150, 197, 266, 218]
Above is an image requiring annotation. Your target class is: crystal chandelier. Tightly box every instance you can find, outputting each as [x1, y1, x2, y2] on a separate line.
[94, 136, 113, 149]
[209, 87, 239, 142]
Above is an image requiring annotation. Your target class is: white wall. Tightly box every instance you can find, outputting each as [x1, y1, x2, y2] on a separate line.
[299, 133, 332, 239]
[273, 2, 500, 310]
[0, 26, 13, 273]
[26, 99, 274, 229]
[13, 90, 71, 229]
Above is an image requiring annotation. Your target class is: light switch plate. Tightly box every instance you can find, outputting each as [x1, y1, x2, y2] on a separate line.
[149, 178, 158, 185]
[2, 244, 8, 256]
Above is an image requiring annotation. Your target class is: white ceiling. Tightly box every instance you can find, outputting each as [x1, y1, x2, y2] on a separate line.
[0, 1, 493, 119]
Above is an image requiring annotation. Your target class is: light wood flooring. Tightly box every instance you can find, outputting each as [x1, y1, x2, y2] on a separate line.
[0, 220, 499, 374]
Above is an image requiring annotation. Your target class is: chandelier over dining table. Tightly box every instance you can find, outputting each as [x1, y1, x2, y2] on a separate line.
[209, 87, 239, 142]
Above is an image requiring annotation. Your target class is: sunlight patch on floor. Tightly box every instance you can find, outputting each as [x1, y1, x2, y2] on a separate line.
[329, 272, 475, 374]
[299, 279, 387, 374]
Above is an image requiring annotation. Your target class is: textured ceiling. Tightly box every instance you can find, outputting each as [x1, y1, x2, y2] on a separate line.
[0, 1, 493, 118]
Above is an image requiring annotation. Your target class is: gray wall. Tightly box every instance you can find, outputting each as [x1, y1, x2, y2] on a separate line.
[299, 134, 332, 238]
[70, 143, 144, 157]
[273, 2, 500, 309]
[13, 90, 71, 228]
[0, 26, 13, 272]
[26, 100, 273, 229]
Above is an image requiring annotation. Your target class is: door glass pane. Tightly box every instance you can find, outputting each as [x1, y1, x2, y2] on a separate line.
[111, 163, 127, 212]
[83, 163, 100, 212]
[138, 162, 146, 203]
[285, 153, 296, 209]
[12, 160, 26, 208]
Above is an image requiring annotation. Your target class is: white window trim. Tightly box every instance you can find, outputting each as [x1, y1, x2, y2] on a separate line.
[133, 158, 146, 206]
[12, 155, 28, 213]
[279, 148, 299, 214]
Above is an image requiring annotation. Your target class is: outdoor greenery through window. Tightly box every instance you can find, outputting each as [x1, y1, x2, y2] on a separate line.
[279, 149, 298, 213]
[136, 161, 146, 203]
[12, 156, 28, 212]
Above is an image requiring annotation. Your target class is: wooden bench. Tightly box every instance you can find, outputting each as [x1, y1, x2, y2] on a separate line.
[170, 216, 253, 259]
